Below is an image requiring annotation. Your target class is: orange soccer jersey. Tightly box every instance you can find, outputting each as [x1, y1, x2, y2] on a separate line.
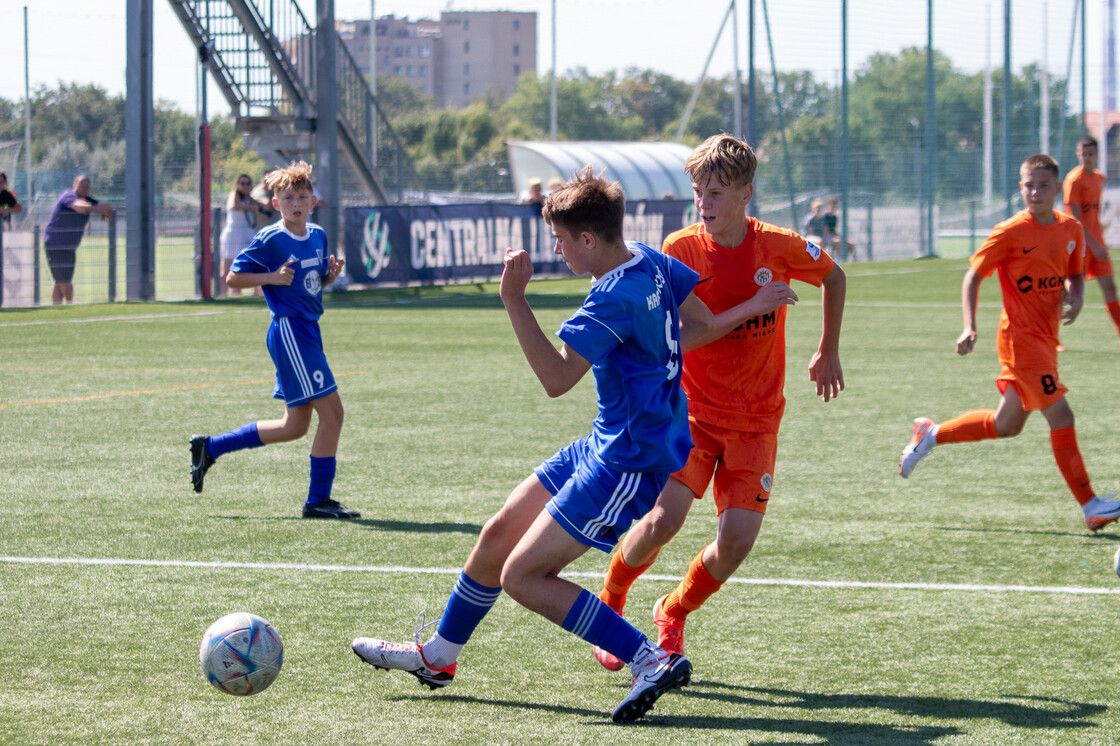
[664, 219, 835, 433]
[1063, 164, 1107, 249]
[970, 210, 1084, 373]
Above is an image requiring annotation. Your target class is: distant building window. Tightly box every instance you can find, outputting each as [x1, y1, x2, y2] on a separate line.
[384, 55, 392, 66]
[464, 64, 470, 76]
[514, 19, 520, 31]
[464, 82, 470, 96]
[420, 46, 430, 58]
[514, 64, 520, 76]
[395, 66, 404, 75]
[513, 44, 519, 56]
[394, 47, 403, 58]
[407, 46, 415, 58]
[464, 19, 470, 30]
[407, 66, 416, 76]
[376, 24, 386, 36]
[464, 41, 470, 54]
[419, 65, 428, 76]
[362, 24, 370, 35]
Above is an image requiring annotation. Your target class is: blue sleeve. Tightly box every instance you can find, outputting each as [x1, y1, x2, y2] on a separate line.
[663, 253, 700, 306]
[230, 232, 276, 274]
[557, 293, 632, 366]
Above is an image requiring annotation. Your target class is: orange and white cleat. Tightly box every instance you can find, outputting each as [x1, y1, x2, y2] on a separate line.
[1082, 493, 1120, 533]
[900, 417, 936, 478]
[652, 595, 685, 656]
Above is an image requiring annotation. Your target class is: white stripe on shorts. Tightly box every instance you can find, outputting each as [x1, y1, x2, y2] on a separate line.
[580, 471, 639, 540]
[278, 317, 313, 400]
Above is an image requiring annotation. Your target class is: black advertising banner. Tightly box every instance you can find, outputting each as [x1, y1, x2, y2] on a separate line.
[344, 200, 695, 287]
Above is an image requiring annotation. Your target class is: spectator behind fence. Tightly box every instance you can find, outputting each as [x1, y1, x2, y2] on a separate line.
[803, 199, 826, 242]
[219, 174, 271, 296]
[0, 170, 23, 228]
[42, 174, 114, 305]
[823, 196, 840, 256]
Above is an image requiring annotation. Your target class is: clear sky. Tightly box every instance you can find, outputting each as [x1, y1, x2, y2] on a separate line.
[0, 0, 1108, 120]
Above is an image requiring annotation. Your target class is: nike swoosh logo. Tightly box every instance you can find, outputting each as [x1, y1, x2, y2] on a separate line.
[755, 495, 770, 503]
[1024, 245, 1037, 253]
[697, 276, 714, 284]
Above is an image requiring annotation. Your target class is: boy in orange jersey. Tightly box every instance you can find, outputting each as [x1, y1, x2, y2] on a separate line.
[901, 153, 1119, 532]
[1063, 136, 1120, 343]
[591, 133, 847, 669]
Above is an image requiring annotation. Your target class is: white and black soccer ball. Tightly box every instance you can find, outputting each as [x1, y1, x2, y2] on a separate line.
[200, 612, 283, 696]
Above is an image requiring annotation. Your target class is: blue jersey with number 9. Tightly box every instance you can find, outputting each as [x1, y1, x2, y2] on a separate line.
[557, 241, 698, 472]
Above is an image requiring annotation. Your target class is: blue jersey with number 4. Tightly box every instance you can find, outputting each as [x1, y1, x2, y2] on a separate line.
[231, 222, 329, 321]
[557, 241, 698, 472]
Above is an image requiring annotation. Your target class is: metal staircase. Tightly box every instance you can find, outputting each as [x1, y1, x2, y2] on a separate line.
[166, 0, 424, 204]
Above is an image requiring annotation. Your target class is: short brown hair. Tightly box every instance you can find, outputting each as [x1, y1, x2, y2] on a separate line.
[542, 165, 625, 245]
[684, 134, 758, 187]
[1021, 153, 1060, 178]
[264, 161, 314, 194]
[1078, 135, 1099, 150]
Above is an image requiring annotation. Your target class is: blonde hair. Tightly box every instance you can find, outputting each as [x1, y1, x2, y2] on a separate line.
[685, 134, 758, 187]
[264, 161, 314, 194]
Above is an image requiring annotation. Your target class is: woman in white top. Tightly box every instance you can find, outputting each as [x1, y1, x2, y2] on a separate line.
[219, 174, 271, 295]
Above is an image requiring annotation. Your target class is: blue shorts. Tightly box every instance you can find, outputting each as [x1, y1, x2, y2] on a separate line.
[266, 316, 337, 407]
[535, 437, 669, 553]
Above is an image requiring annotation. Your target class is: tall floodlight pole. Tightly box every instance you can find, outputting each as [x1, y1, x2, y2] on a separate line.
[841, 0, 849, 260]
[747, 0, 756, 216]
[732, 0, 742, 137]
[316, 0, 339, 248]
[1102, 0, 1115, 177]
[1041, 1, 1050, 154]
[369, 1, 377, 168]
[1003, 0, 1013, 218]
[549, 0, 557, 141]
[926, 0, 936, 256]
[23, 6, 31, 206]
[1082, 0, 1088, 130]
[984, 4, 993, 208]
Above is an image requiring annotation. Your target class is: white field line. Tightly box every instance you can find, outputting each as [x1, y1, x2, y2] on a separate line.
[1, 555, 1117, 596]
[0, 310, 238, 327]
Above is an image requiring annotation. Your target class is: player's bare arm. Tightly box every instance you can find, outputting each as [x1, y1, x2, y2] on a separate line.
[808, 264, 846, 402]
[956, 266, 982, 355]
[226, 258, 296, 289]
[1069, 204, 1109, 261]
[1062, 273, 1085, 326]
[679, 281, 798, 353]
[322, 255, 345, 287]
[500, 248, 591, 397]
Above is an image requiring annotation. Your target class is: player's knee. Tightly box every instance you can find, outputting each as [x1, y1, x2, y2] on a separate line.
[716, 532, 757, 565]
[644, 510, 685, 546]
[996, 421, 1024, 438]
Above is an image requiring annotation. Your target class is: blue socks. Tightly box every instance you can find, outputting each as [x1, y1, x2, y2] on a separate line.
[435, 572, 502, 645]
[306, 455, 336, 506]
[205, 422, 263, 460]
[562, 589, 644, 664]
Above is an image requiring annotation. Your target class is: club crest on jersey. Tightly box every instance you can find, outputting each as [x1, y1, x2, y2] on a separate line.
[760, 473, 773, 492]
[303, 269, 322, 295]
[1068, 240, 1077, 254]
[805, 240, 822, 261]
[754, 267, 773, 286]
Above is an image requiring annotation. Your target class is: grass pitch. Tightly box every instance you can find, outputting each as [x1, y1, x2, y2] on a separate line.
[1, 257, 1119, 745]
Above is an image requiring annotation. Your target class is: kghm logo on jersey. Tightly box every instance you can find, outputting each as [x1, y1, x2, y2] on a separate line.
[363, 210, 392, 279]
[1017, 274, 1065, 293]
[754, 267, 773, 286]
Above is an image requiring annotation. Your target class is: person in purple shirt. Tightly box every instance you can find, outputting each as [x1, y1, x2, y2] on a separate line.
[42, 174, 114, 304]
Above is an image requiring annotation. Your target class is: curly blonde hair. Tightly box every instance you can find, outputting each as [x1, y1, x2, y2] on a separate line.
[264, 161, 314, 194]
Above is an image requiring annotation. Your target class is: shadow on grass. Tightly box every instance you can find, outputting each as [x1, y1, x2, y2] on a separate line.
[692, 681, 1104, 732]
[936, 526, 1120, 542]
[389, 692, 959, 743]
[209, 515, 481, 534]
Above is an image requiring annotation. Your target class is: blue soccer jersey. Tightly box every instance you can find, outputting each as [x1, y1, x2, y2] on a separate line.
[556, 241, 699, 473]
[231, 222, 330, 321]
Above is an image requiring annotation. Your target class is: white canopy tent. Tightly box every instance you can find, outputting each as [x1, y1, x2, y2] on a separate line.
[507, 141, 695, 201]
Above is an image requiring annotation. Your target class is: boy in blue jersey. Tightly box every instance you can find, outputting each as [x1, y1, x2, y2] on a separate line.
[189, 161, 358, 520]
[351, 167, 798, 723]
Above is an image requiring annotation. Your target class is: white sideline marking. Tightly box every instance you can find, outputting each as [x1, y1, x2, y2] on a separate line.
[1, 555, 1117, 596]
[0, 310, 236, 327]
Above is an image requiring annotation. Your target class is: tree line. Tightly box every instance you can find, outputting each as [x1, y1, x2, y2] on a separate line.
[0, 47, 1082, 203]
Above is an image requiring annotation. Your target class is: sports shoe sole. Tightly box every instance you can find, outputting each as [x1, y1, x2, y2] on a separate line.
[899, 417, 935, 479]
[189, 435, 213, 493]
[611, 654, 692, 724]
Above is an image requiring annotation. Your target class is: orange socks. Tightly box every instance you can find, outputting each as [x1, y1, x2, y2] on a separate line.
[1051, 427, 1096, 505]
[934, 410, 999, 444]
[1107, 300, 1120, 337]
[662, 550, 724, 620]
[598, 549, 658, 612]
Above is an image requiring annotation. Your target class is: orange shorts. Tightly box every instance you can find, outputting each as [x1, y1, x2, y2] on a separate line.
[672, 418, 777, 515]
[1085, 248, 1114, 280]
[996, 364, 1067, 412]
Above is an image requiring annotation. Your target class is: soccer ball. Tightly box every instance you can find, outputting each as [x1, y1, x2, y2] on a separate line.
[199, 612, 284, 696]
